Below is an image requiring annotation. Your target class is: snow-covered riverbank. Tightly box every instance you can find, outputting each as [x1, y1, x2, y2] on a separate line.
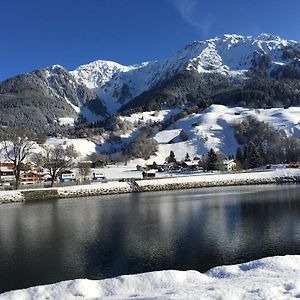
[0, 168, 300, 204]
[1, 255, 300, 299]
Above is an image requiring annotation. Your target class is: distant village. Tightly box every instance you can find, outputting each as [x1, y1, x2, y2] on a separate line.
[0, 160, 107, 189]
[1, 134, 299, 191]
[0, 151, 237, 189]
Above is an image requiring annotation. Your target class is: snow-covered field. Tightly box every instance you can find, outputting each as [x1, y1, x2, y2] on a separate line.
[2, 255, 300, 299]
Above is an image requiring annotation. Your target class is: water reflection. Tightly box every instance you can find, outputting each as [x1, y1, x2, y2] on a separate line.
[1, 184, 300, 293]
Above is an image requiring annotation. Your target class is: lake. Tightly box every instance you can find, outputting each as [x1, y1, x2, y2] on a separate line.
[1, 184, 300, 293]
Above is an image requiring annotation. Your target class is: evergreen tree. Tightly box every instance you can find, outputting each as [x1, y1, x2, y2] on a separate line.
[235, 147, 244, 164]
[247, 142, 262, 169]
[207, 148, 218, 170]
[167, 150, 176, 163]
[179, 130, 189, 141]
[184, 152, 191, 161]
[152, 161, 158, 169]
[243, 145, 249, 169]
[258, 143, 266, 165]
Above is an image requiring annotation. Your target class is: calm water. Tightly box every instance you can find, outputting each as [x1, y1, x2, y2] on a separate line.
[1, 184, 300, 293]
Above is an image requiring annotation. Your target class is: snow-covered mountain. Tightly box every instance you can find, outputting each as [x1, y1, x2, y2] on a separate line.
[0, 64, 106, 131]
[71, 33, 300, 113]
[1, 33, 300, 132]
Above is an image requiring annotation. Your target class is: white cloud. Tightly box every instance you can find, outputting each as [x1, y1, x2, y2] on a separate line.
[168, 0, 213, 36]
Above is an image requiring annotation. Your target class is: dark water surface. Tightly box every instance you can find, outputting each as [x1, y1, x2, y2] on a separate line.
[1, 184, 300, 293]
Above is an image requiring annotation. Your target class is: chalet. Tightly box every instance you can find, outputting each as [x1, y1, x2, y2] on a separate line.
[142, 169, 156, 178]
[59, 170, 76, 183]
[162, 162, 182, 171]
[181, 160, 202, 171]
[20, 171, 44, 185]
[0, 162, 14, 170]
[223, 159, 237, 171]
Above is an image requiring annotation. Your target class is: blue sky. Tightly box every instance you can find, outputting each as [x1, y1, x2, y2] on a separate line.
[1, 0, 300, 80]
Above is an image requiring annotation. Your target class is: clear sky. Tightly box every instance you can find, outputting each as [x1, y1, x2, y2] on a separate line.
[1, 0, 300, 81]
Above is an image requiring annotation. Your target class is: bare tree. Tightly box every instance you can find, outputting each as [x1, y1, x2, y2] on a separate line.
[34, 144, 78, 187]
[78, 162, 91, 181]
[1, 130, 35, 189]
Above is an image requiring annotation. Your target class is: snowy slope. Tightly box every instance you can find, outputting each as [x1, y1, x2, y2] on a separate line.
[147, 105, 300, 163]
[97, 108, 181, 154]
[2, 255, 300, 299]
[71, 34, 300, 113]
[37, 105, 300, 163]
[46, 137, 98, 159]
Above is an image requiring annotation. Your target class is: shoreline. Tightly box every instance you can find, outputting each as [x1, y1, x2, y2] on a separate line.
[1, 168, 300, 204]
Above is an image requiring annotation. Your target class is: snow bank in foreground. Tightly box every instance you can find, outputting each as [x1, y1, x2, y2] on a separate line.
[2, 255, 300, 299]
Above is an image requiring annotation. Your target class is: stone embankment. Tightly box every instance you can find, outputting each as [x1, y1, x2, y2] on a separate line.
[137, 169, 300, 192]
[0, 169, 300, 204]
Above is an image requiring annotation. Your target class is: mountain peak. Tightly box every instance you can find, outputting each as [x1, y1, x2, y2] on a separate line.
[255, 33, 283, 41]
[68, 33, 300, 114]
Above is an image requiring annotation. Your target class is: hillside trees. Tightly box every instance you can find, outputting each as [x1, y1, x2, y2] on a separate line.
[233, 116, 300, 167]
[125, 133, 158, 160]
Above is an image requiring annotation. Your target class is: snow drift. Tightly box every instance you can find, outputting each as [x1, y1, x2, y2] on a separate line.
[2, 255, 300, 299]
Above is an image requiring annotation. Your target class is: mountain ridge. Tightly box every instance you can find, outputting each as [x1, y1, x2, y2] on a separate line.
[70, 33, 300, 113]
[1, 33, 300, 132]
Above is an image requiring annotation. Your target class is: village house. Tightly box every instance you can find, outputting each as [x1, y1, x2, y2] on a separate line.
[142, 169, 156, 178]
[0, 168, 15, 184]
[223, 159, 237, 171]
[59, 170, 76, 183]
[20, 171, 44, 185]
[0, 162, 14, 170]
[92, 160, 107, 168]
[162, 162, 183, 171]
[92, 171, 107, 182]
[181, 160, 203, 171]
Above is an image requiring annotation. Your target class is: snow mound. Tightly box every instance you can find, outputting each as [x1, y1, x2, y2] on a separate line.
[2, 255, 300, 299]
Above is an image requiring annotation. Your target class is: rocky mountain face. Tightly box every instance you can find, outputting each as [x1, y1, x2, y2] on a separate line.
[0, 65, 106, 132]
[1, 33, 300, 133]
